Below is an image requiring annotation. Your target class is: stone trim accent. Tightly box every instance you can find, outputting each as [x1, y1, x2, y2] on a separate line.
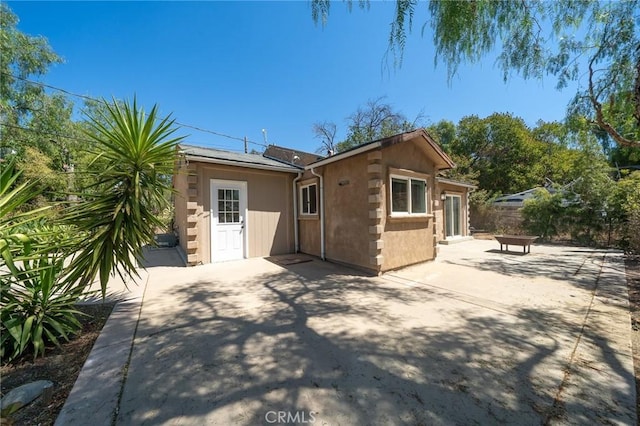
[185, 164, 199, 266]
[367, 149, 384, 272]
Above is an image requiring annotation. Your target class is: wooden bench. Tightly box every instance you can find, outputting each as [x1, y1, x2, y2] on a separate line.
[494, 235, 539, 254]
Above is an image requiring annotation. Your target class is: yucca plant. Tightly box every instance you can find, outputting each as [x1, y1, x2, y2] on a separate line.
[1, 249, 85, 361]
[1, 98, 182, 361]
[63, 98, 184, 295]
[0, 160, 84, 362]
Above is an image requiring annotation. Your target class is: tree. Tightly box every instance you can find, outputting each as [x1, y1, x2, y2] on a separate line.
[426, 119, 479, 185]
[316, 96, 423, 153]
[312, 120, 337, 155]
[449, 113, 546, 196]
[311, 0, 640, 148]
[0, 4, 82, 203]
[339, 96, 421, 151]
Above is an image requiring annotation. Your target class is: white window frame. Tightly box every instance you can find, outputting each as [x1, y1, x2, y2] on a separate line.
[389, 174, 429, 217]
[300, 183, 318, 215]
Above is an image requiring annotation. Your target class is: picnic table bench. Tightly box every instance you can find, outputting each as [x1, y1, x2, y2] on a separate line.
[494, 235, 539, 254]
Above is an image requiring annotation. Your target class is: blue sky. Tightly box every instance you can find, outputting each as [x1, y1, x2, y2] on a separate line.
[8, 1, 579, 154]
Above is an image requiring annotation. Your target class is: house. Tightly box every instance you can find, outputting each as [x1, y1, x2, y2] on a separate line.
[173, 129, 474, 274]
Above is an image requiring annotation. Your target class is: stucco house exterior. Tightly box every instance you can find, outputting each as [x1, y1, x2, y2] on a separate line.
[173, 129, 474, 273]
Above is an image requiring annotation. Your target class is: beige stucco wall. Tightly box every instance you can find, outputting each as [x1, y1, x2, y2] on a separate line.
[175, 161, 295, 264]
[298, 137, 445, 274]
[381, 218, 434, 270]
[323, 155, 370, 269]
[378, 140, 438, 272]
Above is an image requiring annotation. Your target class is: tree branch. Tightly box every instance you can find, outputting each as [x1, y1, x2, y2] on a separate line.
[587, 31, 640, 148]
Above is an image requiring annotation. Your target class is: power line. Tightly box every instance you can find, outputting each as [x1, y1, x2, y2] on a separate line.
[2, 72, 268, 148]
[0, 122, 96, 145]
[0, 122, 254, 153]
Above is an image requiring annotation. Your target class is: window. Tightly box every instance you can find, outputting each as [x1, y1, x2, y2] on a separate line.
[217, 188, 241, 223]
[300, 183, 317, 215]
[390, 176, 427, 215]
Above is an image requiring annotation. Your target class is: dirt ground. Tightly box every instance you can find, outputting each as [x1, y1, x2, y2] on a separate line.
[0, 303, 114, 426]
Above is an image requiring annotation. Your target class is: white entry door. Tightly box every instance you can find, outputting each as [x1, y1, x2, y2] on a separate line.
[211, 180, 247, 262]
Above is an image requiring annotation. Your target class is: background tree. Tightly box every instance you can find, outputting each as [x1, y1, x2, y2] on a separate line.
[0, 4, 84, 205]
[339, 96, 421, 151]
[311, 0, 640, 149]
[448, 113, 546, 196]
[315, 96, 424, 153]
[426, 119, 479, 185]
[312, 120, 337, 155]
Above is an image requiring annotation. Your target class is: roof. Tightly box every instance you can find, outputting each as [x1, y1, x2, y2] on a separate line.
[493, 187, 554, 206]
[306, 128, 455, 170]
[180, 144, 302, 173]
[436, 177, 477, 189]
[263, 145, 324, 167]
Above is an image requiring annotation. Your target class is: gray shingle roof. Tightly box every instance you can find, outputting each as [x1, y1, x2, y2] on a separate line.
[180, 144, 301, 172]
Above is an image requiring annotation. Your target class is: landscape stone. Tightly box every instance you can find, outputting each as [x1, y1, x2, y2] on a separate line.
[0, 380, 54, 416]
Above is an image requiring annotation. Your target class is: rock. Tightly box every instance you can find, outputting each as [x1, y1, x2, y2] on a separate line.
[0, 380, 54, 416]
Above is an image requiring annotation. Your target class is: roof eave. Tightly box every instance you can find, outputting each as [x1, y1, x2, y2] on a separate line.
[305, 141, 382, 169]
[185, 155, 302, 173]
[306, 128, 455, 170]
[417, 130, 455, 169]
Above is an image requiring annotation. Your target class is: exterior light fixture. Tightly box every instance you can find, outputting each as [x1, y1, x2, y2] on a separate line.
[440, 191, 447, 201]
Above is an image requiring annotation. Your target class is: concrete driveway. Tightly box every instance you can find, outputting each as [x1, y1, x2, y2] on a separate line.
[57, 240, 636, 425]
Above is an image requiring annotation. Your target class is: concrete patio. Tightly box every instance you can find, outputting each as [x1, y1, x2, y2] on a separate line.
[57, 239, 636, 425]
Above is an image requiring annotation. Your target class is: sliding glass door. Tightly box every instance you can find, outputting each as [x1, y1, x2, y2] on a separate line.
[444, 195, 462, 238]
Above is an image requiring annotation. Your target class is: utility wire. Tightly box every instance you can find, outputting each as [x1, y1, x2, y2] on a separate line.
[0, 122, 96, 145]
[0, 122, 242, 152]
[2, 71, 268, 149]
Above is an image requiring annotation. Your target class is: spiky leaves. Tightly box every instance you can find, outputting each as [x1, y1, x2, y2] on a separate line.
[64, 98, 184, 295]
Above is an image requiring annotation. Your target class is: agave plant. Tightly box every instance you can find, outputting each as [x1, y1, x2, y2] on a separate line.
[0, 160, 85, 362]
[63, 98, 184, 295]
[1, 248, 85, 361]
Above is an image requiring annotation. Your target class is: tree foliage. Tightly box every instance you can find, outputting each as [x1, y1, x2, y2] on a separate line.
[0, 4, 86, 203]
[311, 0, 640, 148]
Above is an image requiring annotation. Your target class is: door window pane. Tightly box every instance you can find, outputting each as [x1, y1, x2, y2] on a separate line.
[218, 188, 241, 223]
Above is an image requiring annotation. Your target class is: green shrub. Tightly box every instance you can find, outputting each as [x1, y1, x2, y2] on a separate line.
[521, 188, 565, 240]
[1, 250, 85, 362]
[612, 172, 640, 253]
